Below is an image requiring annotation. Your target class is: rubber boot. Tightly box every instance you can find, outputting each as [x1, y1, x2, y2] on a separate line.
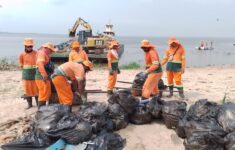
[35, 96, 38, 106]
[167, 86, 174, 98]
[38, 101, 46, 109]
[178, 88, 185, 99]
[25, 97, 33, 109]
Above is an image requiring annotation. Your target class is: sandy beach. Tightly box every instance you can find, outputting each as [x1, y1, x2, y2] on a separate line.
[0, 65, 235, 149]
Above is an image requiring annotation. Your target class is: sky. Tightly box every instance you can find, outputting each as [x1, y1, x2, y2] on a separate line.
[0, 0, 235, 37]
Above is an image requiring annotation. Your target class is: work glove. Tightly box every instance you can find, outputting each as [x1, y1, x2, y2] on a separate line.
[109, 69, 114, 75]
[117, 68, 121, 74]
[81, 95, 87, 104]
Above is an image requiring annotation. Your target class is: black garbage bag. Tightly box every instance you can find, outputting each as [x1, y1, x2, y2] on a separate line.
[176, 115, 226, 139]
[176, 116, 187, 139]
[133, 72, 148, 85]
[47, 113, 79, 136]
[34, 104, 70, 132]
[131, 72, 166, 96]
[162, 100, 187, 129]
[183, 132, 225, 150]
[48, 121, 92, 145]
[146, 96, 163, 119]
[217, 102, 235, 133]
[224, 131, 235, 150]
[1, 130, 51, 150]
[130, 105, 153, 125]
[158, 79, 167, 91]
[131, 72, 147, 96]
[86, 132, 126, 150]
[177, 101, 226, 150]
[108, 90, 138, 115]
[75, 102, 113, 133]
[187, 99, 220, 120]
[53, 114, 79, 131]
[108, 103, 129, 130]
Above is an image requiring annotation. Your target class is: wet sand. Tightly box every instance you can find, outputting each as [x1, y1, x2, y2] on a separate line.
[0, 65, 235, 149]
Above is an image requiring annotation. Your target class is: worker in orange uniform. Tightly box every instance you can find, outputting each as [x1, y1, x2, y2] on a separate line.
[51, 61, 93, 111]
[107, 40, 120, 94]
[140, 40, 163, 100]
[19, 38, 38, 109]
[161, 37, 186, 98]
[69, 41, 89, 63]
[35, 42, 56, 108]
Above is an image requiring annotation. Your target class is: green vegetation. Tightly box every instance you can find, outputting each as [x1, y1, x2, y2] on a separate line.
[0, 58, 18, 71]
[120, 62, 141, 70]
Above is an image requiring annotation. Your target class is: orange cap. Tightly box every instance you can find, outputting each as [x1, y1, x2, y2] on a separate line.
[24, 38, 34, 46]
[71, 41, 80, 49]
[168, 37, 179, 45]
[43, 42, 56, 52]
[82, 60, 93, 71]
[109, 41, 119, 49]
[140, 40, 154, 48]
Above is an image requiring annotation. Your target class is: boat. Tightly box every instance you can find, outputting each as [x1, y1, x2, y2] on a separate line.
[51, 17, 124, 64]
[196, 41, 214, 50]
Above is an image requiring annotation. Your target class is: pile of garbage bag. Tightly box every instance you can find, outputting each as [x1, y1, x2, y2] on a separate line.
[2, 103, 125, 150]
[176, 99, 235, 150]
[3, 90, 235, 150]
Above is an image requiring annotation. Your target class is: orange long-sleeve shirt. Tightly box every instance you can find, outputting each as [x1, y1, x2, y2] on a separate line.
[36, 49, 50, 78]
[161, 44, 186, 69]
[19, 51, 37, 69]
[69, 49, 88, 63]
[58, 62, 85, 81]
[107, 49, 119, 70]
[145, 48, 162, 74]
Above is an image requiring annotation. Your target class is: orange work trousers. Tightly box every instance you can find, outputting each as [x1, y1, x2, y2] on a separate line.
[52, 75, 73, 105]
[167, 71, 183, 88]
[107, 72, 117, 91]
[22, 80, 38, 96]
[142, 72, 162, 98]
[35, 79, 51, 102]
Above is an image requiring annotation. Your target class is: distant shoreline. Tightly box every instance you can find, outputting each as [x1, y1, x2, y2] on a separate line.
[1, 32, 235, 39]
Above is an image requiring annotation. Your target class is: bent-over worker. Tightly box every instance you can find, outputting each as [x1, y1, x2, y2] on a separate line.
[141, 40, 163, 99]
[51, 61, 93, 111]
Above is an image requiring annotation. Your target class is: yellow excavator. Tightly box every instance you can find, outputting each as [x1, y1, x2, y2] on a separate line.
[51, 17, 124, 63]
[68, 17, 92, 37]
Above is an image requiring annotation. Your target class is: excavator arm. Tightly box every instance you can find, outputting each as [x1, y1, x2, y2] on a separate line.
[69, 17, 92, 37]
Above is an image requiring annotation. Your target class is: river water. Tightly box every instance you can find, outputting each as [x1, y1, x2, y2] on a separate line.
[0, 33, 235, 67]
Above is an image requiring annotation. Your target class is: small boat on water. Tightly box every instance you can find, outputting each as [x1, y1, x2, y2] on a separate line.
[195, 46, 214, 50]
[196, 40, 214, 50]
